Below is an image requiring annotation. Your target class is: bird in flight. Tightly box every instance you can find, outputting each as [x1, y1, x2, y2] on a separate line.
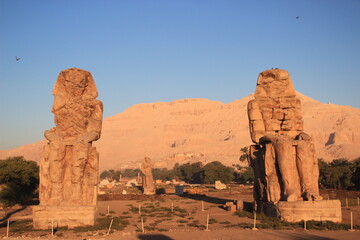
[296, 16, 300, 19]
[15, 56, 21, 61]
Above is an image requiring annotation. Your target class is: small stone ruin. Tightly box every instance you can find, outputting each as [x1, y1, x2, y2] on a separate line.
[141, 157, 155, 195]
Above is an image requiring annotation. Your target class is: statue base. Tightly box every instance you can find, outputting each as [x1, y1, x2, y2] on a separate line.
[32, 205, 97, 229]
[143, 189, 155, 195]
[263, 200, 342, 223]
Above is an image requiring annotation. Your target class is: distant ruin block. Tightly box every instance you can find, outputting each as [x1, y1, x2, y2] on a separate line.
[141, 157, 155, 195]
[224, 202, 236, 212]
[235, 199, 244, 211]
[246, 69, 341, 222]
[33, 68, 103, 229]
[215, 180, 227, 190]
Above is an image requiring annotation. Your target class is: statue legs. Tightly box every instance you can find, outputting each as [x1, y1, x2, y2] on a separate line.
[44, 142, 93, 205]
[82, 147, 99, 205]
[255, 135, 322, 203]
[296, 140, 322, 200]
[274, 137, 301, 202]
[264, 143, 281, 202]
[71, 143, 89, 204]
[48, 142, 66, 205]
[249, 145, 266, 201]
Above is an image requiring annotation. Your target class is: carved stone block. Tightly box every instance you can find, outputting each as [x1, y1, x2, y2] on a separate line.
[33, 206, 96, 229]
[275, 200, 342, 223]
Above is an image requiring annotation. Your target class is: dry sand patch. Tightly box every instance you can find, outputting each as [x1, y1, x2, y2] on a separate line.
[0, 186, 360, 239]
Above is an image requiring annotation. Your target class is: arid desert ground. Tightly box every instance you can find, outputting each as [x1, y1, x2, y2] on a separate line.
[1, 184, 359, 240]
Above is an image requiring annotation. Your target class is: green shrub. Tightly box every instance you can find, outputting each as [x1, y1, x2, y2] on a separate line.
[0, 156, 39, 206]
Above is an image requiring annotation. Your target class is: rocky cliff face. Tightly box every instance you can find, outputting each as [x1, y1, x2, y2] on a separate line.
[301, 95, 360, 161]
[1, 92, 359, 170]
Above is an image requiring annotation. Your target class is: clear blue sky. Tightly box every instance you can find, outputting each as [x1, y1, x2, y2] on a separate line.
[1, 0, 359, 150]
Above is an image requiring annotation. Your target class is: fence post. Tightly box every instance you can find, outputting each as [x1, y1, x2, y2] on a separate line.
[205, 214, 209, 231]
[349, 212, 354, 232]
[107, 219, 114, 235]
[6, 219, 10, 238]
[51, 219, 54, 236]
[252, 211, 258, 230]
[141, 217, 145, 233]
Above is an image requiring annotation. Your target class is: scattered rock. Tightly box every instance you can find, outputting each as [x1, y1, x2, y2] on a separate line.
[215, 180, 226, 190]
[126, 179, 138, 187]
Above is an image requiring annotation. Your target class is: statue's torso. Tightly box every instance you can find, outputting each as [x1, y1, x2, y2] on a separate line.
[54, 100, 96, 139]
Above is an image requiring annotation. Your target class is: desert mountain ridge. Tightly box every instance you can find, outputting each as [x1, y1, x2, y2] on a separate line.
[1, 92, 359, 171]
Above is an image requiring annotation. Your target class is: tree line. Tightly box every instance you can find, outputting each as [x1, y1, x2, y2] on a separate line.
[101, 161, 254, 184]
[100, 158, 360, 189]
[0, 156, 359, 207]
[318, 158, 360, 189]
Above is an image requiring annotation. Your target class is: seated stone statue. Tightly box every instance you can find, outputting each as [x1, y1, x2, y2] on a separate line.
[39, 68, 103, 206]
[247, 69, 322, 203]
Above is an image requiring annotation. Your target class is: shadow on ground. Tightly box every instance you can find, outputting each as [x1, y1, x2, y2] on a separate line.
[137, 233, 174, 240]
[179, 193, 233, 204]
[178, 193, 256, 212]
[267, 231, 335, 240]
[0, 206, 27, 227]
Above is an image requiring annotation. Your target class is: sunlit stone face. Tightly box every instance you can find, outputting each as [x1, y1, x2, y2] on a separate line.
[260, 75, 286, 96]
[256, 70, 294, 98]
[64, 70, 87, 97]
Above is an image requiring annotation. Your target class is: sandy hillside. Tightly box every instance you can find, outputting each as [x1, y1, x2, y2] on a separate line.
[1, 92, 359, 170]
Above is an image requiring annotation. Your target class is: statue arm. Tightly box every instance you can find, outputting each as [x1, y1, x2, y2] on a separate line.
[79, 100, 103, 143]
[259, 134, 279, 144]
[248, 100, 266, 144]
[44, 127, 60, 141]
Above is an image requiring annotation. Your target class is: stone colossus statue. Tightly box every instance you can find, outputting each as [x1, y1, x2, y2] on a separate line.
[39, 68, 103, 206]
[247, 69, 322, 203]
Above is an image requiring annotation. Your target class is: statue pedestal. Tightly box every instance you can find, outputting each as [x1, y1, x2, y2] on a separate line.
[263, 200, 342, 223]
[143, 188, 155, 195]
[33, 205, 97, 229]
